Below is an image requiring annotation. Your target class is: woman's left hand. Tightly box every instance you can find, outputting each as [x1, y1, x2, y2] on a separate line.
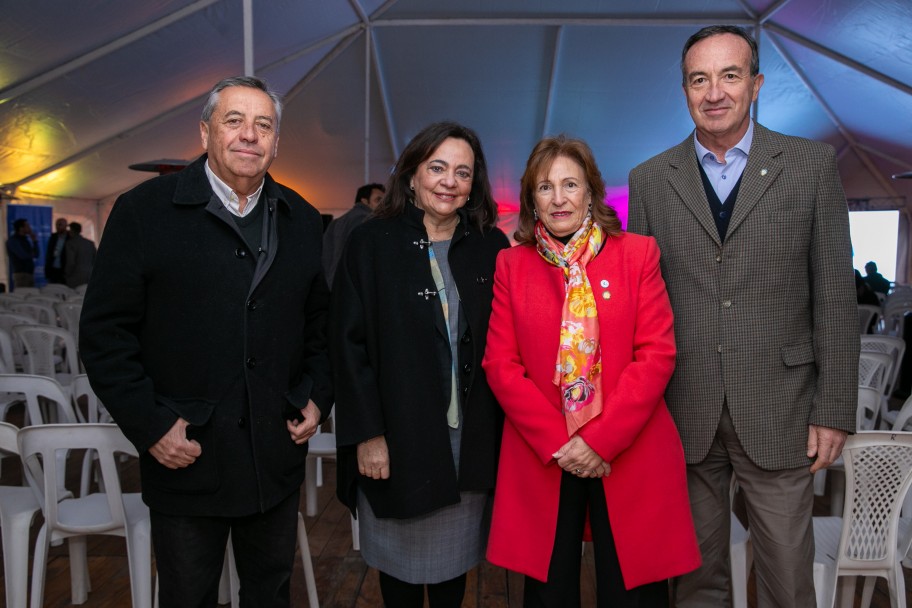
[552, 435, 611, 478]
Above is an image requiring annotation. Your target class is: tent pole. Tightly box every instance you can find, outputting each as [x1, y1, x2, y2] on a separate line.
[243, 0, 254, 76]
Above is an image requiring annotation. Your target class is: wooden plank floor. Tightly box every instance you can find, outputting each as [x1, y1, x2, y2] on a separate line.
[1, 439, 910, 607]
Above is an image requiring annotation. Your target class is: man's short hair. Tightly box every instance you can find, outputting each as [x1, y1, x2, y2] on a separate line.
[681, 25, 760, 85]
[12, 219, 27, 232]
[69, 222, 83, 235]
[201, 76, 283, 134]
[355, 183, 385, 204]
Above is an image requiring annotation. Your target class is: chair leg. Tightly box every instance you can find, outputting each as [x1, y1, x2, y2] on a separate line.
[351, 514, 360, 551]
[305, 457, 318, 517]
[859, 575, 877, 608]
[218, 550, 232, 605]
[30, 526, 49, 608]
[227, 534, 240, 608]
[125, 518, 153, 608]
[1, 510, 34, 608]
[297, 512, 319, 608]
[837, 575, 856, 608]
[316, 456, 324, 487]
[68, 535, 90, 604]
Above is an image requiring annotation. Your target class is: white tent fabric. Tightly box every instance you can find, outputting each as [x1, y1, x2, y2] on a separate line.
[2, 0, 911, 275]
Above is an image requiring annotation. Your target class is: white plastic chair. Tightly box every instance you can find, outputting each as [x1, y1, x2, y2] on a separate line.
[41, 284, 76, 300]
[0, 374, 79, 426]
[878, 302, 911, 338]
[859, 304, 882, 335]
[71, 374, 113, 497]
[18, 423, 153, 608]
[891, 395, 912, 432]
[11, 287, 40, 298]
[12, 324, 80, 394]
[54, 301, 83, 344]
[8, 301, 56, 326]
[814, 387, 881, 505]
[812, 432, 912, 608]
[222, 511, 319, 608]
[729, 477, 752, 608]
[0, 313, 37, 371]
[0, 422, 42, 608]
[859, 351, 893, 397]
[304, 406, 359, 550]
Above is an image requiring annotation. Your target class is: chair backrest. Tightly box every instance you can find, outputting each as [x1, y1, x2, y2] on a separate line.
[859, 304, 882, 335]
[0, 374, 78, 425]
[12, 324, 79, 379]
[835, 432, 912, 574]
[18, 423, 137, 536]
[859, 351, 893, 394]
[860, 335, 906, 398]
[40, 284, 75, 300]
[857, 386, 882, 431]
[8, 301, 56, 325]
[891, 395, 912, 432]
[0, 327, 15, 373]
[54, 302, 83, 336]
[0, 420, 20, 455]
[71, 374, 111, 423]
[879, 303, 911, 337]
[11, 287, 40, 298]
[26, 295, 63, 307]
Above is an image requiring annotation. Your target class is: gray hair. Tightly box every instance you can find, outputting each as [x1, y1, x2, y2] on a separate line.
[201, 76, 283, 133]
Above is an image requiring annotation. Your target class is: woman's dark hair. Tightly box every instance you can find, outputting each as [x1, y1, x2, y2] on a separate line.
[514, 135, 621, 245]
[374, 121, 499, 231]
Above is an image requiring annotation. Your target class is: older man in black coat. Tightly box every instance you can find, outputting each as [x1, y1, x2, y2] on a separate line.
[79, 76, 332, 607]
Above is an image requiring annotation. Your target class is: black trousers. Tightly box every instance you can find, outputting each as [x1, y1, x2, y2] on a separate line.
[524, 472, 669, 608]
[151, 488, 300, 608]
[378, 571, 467, 608]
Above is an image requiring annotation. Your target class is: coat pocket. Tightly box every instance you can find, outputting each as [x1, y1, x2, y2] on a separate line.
[780, 340, 815, 367]
[141, 395, 220, 495]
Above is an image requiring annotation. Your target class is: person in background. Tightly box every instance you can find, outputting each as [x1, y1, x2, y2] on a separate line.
[864, 260, 891, 296]
[331, 121, 509, 607]
[322, 182, 385, 288]
[483, 135, 699, 607]
[6, 218, 39, 289]
[63, 222, 96, 288]
[627, 25, 858, 607]
[79, 76, 332, 607]
[856, 269, 880, 306]
[45, 217, 69, 284]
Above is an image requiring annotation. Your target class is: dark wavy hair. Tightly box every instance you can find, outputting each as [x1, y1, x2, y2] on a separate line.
[374, 121, 499, 231]
[514, 135, 621, 245]
[681, 25, 759, 85]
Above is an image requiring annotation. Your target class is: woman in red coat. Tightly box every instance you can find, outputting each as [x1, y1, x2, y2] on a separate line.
[482, 136, 700, 606]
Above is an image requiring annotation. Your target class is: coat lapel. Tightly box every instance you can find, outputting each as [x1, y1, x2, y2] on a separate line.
[667, 136, 722, 247]
[726, 123, 783, 238]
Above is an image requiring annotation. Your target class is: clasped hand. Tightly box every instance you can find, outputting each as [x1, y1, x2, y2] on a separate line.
[552, 435, 610, 478]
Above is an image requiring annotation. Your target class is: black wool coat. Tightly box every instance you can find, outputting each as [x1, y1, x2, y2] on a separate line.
[79, 155, 333, 516]
[330, 203, 510, 519]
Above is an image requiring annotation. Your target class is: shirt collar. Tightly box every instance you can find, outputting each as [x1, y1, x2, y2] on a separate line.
[694, 120, 754, 164]
[204, 161, 264, 217]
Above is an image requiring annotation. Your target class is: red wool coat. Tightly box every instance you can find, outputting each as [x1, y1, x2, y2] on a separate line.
[482, 232, 701, 589]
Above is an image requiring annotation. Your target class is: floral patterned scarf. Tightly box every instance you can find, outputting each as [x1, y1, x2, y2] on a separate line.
[535, 214, 605, 435]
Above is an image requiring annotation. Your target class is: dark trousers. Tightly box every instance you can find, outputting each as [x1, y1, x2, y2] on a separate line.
[524, 472, 669, 608]
[378, 571, 467, 608]
[151, 488, 300, 608]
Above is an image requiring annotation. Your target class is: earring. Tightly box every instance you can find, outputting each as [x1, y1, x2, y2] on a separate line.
[588, 202, 592, 210]
[533, 209, 539, 220]
[467, 195, 470, 202]
[409, 183, 415, 191]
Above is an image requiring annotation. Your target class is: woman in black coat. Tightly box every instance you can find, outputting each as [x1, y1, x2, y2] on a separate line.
[330, 121, 509, 607]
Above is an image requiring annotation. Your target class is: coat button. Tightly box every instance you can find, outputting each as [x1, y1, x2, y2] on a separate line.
[235, 248, 247, 258]
[245, 357, 256, 369]
[463, 386, 469, 395]
[463, 363, 472, 374]
[238, 417, 247, 428]
[247, 299, 257, 311]
[461, 334, 471, 344]
[715, 255, 722, 263]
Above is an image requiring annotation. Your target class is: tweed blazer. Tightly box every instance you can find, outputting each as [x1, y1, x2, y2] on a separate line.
[627, 122, 859, 470]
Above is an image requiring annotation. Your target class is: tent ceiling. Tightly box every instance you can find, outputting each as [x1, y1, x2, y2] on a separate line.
[2, 0, 911, 214]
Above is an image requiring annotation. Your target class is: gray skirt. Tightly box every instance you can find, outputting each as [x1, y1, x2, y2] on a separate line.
[357, 487, 489, 584]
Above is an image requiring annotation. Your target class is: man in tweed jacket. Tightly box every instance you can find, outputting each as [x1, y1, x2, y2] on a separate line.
[627, 25, 858, 607]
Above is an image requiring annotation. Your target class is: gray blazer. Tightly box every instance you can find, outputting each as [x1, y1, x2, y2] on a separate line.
[627, 122, 858, 470]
